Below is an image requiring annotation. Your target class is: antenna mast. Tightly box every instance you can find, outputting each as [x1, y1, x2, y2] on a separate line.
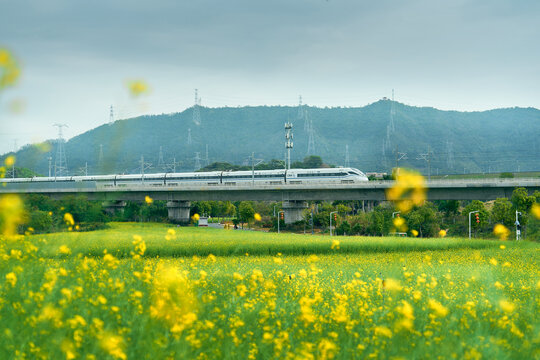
[285, 122, 293, 170]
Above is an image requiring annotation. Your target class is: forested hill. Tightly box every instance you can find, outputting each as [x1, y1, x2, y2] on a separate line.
[5, 100, 540, 176]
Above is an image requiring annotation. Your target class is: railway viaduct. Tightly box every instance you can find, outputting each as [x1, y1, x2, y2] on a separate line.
[2, 178, 539, 224]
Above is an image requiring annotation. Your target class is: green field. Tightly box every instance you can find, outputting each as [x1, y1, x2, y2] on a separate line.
[1, 223, 538, 359]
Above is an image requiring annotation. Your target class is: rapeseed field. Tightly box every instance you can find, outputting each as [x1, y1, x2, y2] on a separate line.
[1, 223, 538, 359]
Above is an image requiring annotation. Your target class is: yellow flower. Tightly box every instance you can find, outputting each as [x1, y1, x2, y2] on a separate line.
[145, 195, 153, 204]
[165, 228, 176, 241]
[493, 224, 510, 241]
[385, 169, 426, 213]
[428, 299, 448, 317]
[59, 245, 71, 256]
[374, 326, 393, 338]
[383, 278, 402, 291]
[5, 272, 16, 286]
[99, 332, 126, 360]
[331, 239, 340, 250]
[126, 80, 149, 97]
[439, 229, 447, 237]
[63, 213, 75, 226]
[489, 258, 498, 266]
[393, 217, 407, 232]
[192, 213, 200, 221]
[531, 203, 540, 219]
[4, 155, 15, 167]
[254, 213, 262, 221]
[0, 194, 24, 236]
[500, 245, 506, 250]
[499, 299, 515, 313]
[411, 229, 419, 237]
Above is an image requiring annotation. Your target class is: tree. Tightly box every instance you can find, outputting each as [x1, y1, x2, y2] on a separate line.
[511, 188, 535, 213]
[462, 200, 489, 236]
[406, 203, 440, 238]
[491, 198, 514, 228]
[238, 202, 255, 229]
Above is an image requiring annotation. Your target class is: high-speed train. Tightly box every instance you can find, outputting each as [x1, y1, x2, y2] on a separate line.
[0, 167, 368, 190]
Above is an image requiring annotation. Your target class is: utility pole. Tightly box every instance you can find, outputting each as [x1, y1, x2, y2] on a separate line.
[345, 144, 350, 168]
[205, 144, 209, 167]
[285, 122, 293, 170]
[158, 146, 165, 170]
[250, 152, 264, 186]
[139, 155, 152, 180]
[394, 145, 407, 176]
[515, 211, 522, 241]
[417, 146, 432, 180]
[48, 157, 52, 177]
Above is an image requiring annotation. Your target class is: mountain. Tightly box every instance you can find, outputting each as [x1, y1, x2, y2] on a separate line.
[4, 100, 540, 176]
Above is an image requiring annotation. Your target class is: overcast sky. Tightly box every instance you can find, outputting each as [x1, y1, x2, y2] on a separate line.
[1, 0, 539, 154]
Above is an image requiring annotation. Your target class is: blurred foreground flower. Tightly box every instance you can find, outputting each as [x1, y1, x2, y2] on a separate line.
[64, 213, 75, 226]
[493, 224, 510, 241]
[145, 195, 153, 204]
[0, 48, 20, 90]
[192, 213, 200, 221]
[531, 203, 540, 220]
[4, 155, 15, 167]
[254, 213, 262, 221]
[386, 169, 426, 213]
[126, 80, 149, 97]
[439, 229, 447, 237]
[0, 194, 24, 237]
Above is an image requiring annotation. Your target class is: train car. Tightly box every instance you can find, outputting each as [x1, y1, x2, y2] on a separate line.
[0, 167, 368, 191]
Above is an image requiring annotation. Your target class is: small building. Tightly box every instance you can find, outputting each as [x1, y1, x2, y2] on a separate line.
[198, 217, 209, 227]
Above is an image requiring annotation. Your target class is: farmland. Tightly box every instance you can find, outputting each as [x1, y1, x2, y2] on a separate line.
[1, 223, 538, 359]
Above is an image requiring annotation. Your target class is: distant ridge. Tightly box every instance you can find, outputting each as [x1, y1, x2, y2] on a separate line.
[4, 101, 540, 176]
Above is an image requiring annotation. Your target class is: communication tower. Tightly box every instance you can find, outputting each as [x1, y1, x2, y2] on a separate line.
[192, 89, 201, 126]
[297, 95, 304, 123]
[53, 123, 69, 177]
[285, 122, 293, 170]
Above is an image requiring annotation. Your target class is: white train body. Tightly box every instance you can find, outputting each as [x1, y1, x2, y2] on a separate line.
[0, 167, 368, 190]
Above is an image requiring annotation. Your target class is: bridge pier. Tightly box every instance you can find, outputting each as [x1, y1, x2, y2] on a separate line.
[102, 201, 126, 216]
[167, 201, 191, 224]
[283, 200, 308, 224]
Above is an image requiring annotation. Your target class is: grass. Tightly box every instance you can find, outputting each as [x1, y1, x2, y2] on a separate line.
[1, 222, 538, 359]
[33, 222, 512, 258]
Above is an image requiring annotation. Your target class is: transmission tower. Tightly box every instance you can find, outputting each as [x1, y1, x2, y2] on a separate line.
[53, 123, 69, 177]
[345, 144, 350, 168]
[297, 95, 304, 123]
[194, 152, 202, 171]
[390, 89, 395, 132]
[158, 146, 165, 169]
[305, 109, 315, 155]
[98, 144, 104, 167]
[187, 128, 192, 145]
[192, 89, 201, 126]
[446, 140, 455, 170]
[109, 105, 114, 125]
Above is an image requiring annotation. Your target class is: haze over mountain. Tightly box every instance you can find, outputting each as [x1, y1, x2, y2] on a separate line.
[4, 100, 540, 176]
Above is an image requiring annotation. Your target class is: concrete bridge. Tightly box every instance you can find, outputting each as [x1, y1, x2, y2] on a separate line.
[2, 178, 539, 223]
